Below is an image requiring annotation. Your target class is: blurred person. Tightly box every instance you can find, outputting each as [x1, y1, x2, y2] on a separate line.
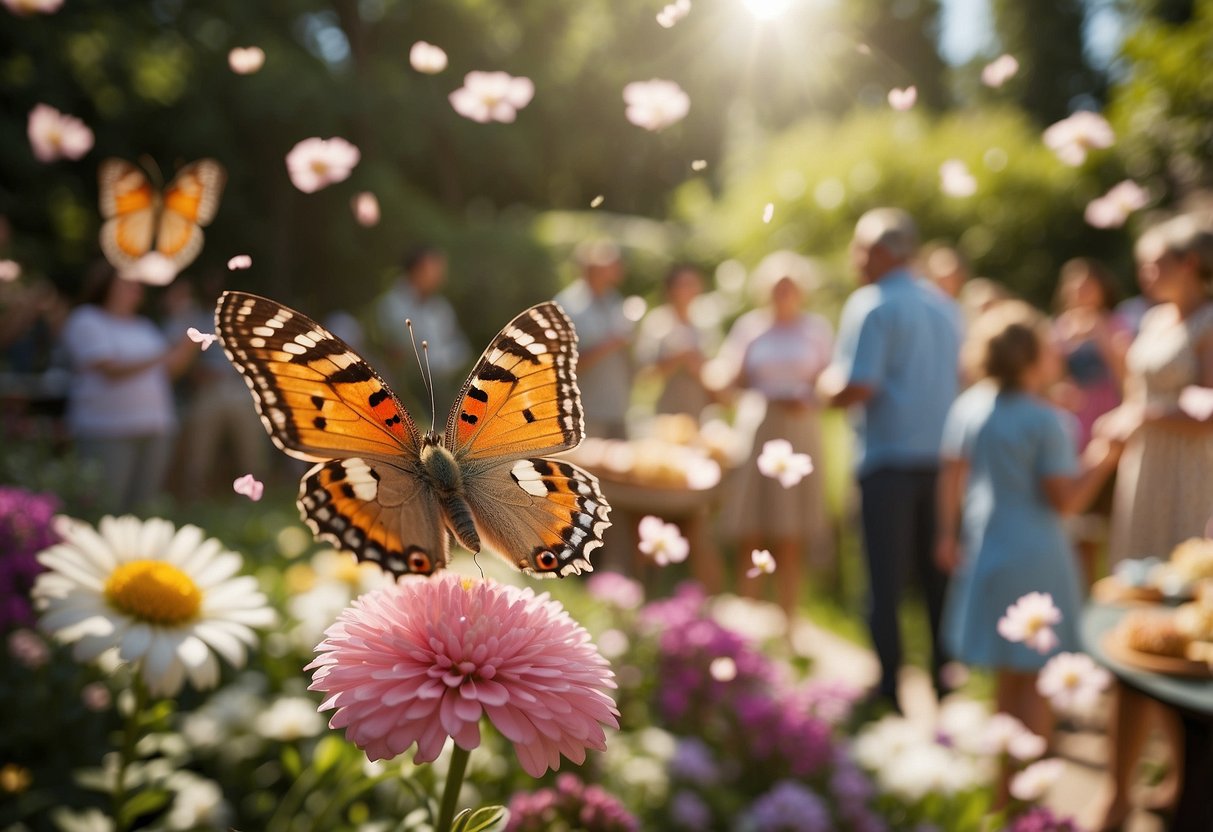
[958, 276, 1015, 325]
[634, 263, 717, 419]
[935, 302, 1122, 799]
[554, 240, 633, 439]
[60, 265, 195, 513]
[1114, 243, 1162, 337]
[921, 243, 970, 300]
[162, 276, 268, 501]
[724, 251, 834, 617]
[818, 207, 961, 711]
[374, 245, 470, 409]
[1094, 214, 1213, 828]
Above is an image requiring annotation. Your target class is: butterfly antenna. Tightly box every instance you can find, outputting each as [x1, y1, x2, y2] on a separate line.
[138, 154, 164, 188]
[405, 320, 437, 431]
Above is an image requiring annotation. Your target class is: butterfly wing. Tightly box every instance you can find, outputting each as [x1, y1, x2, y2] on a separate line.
[216, 292, 446, 577]
[99, 158, 156, 269]
[155, 159, 226, 272]
[300, 458, 448, 577]
[445, 303, 611, 577]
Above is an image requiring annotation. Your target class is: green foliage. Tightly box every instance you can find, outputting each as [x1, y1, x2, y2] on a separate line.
[674, 106, 1137, 307]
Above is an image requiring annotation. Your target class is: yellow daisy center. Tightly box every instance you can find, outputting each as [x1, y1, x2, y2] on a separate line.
[105, 560, 202, 625]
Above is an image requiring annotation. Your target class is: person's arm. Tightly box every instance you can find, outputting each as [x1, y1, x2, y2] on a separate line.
[1136, 330, 1213, 435]
[934, 457, 968, 574]
[819, 300, 882, 409]
[817, 366, 875, 407]
[1040, 436, 1122, 515]
[579, 335, 628, 372]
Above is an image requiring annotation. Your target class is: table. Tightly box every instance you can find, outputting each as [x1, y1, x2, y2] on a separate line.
[1081, 603, 1213, 831]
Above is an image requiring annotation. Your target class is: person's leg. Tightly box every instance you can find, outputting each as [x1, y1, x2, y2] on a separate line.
[126, 432, 174, 512]
[1094, 681, 1150, 830]
[995, 670, 1055, 805]
[911, 468, 950, 694]
[182, 389, 223, 500]
[77, 436, 139, 514]
[859, 469, 914, 704]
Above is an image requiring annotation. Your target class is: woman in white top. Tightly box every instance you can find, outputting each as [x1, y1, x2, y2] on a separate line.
[61, 266, 195, 513]
[635, 264, 717, 419]
[724, 251, 835, 616]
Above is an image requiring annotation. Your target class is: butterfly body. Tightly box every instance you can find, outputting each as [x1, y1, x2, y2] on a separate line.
[216, 291, 611, 579]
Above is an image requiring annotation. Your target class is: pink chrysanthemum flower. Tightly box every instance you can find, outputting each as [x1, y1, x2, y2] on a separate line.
[307, 574, 619, 778]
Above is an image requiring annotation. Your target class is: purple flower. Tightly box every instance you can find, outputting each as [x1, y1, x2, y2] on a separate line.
[670, 736, 720, 785]
[1003, 807, 1085, 832]
[670, 790, 713, 829]
[744, 781, 831, 832]
[586, 572, 645, 610]
[795, 679, 864, 726]
[506, 774, 638, 832]
[0, 487, 59, 629]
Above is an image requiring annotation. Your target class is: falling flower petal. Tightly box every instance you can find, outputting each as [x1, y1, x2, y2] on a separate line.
[939, 159, 977, 198]
[590, 195, 605, 208]
[186, 328, 218, 351]
[1179, 386, 1213, 421]
[1084, 180, 1149, 229]
[232, 475, 264, 502]
[449, 71, 534, 124]
[638, 515, 689, 566]
[691, 159, 707, 171]
[285, 137, 360, 193]
[1043, 111, 1114, 167]
[3, 0, 63, 15]
[656, 0, 691, 28]
[887, 86, 917, 111]
[623, 79, 690, 131]
[981, 54, 1019, 88]
[121, 253, 178, 286]
[0, 260, 20, 282]
[756, 439, 813, 488]
[226, 254, 252, 271]
[762, 202, 775, 223]
[746, 549, 776, 578]
[351, 191, 380, 227]
[227, 47, 265, 75]
[27, 104, 94, 163]
[1009, 758, 1065, 802]
[409, 41, 448, 74]
[997, 591, 1062, 654]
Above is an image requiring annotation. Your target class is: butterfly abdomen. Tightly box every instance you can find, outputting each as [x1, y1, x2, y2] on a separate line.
[420, 443, 481, 553]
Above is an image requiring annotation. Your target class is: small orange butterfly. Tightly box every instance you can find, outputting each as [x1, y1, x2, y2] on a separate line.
[98, 158, 226, 275]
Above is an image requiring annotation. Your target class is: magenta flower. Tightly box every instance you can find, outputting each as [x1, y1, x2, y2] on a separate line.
[308, 574, 619, 778]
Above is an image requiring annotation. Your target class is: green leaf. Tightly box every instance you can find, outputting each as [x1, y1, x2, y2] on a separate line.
[118, 788, 170, 827]
[311, 734, 346, 775]
[281, 744, 302, 779]
[451, 805, 507, 832]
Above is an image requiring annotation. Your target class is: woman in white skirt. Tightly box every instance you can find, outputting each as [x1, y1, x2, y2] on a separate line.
[723, 252, 835, 616]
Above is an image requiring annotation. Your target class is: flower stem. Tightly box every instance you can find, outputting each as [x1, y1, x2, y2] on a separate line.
[112, 679, 148, 832]
[434, 745, 471, 832]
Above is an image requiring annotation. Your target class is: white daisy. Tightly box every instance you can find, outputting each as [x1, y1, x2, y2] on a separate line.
[33, 515, 276, 697]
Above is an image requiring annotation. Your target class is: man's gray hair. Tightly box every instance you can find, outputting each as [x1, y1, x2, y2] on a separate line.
[854, 208, 919, 261]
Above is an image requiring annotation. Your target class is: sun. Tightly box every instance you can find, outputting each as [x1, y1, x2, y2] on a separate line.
[742, 0, 795, 20]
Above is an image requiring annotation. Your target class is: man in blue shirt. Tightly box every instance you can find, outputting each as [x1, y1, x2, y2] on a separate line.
[819, 208, 961, 711]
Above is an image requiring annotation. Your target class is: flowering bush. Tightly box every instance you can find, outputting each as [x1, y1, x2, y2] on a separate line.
[0, 486, 58, 629]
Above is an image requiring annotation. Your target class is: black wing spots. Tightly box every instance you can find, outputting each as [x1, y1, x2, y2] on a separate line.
[522, 408, 536, 423]
[313, 416, 327, 430]
[531, 458, 554, 476]
[285, 337, 346, 365]
[368, 389, 390, 407]
[328, 465, 346, 482]
[460, 412, 478, 425]
[384, 414, 403, 428]
[328, 364, 375, 384]
[341, 483, 356, 499]
[477, 363, 518, 383]
[495, 335, 543, 365]
[311, 395, 325, 410]
[467, 386, 489, 403]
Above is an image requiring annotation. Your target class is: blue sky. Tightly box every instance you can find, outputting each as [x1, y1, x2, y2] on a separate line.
[939, 0, 1125, 67]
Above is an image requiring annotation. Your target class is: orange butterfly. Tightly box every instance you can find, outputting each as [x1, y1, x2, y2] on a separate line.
[215, 292, 612, 579]
[98, 158, 226, 276]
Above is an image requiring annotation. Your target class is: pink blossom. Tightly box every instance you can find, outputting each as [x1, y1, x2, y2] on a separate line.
[939, 160, 977, 198]
[981, 54, 1019, 88]
[226, 254, 252, 271]
[1084, 180, 1149, 229]
[1036, 652, 1111, 714]
[997, 591, 1062, 654]
[887, 86, 917, 111]
[623, 79, 690, 131]
[227, 47, 265, 75]
[409, 41, 448, 74]
[186, 328, 218, 351]
[81, 681, 112, 712]
[285, 137, 361, 194]
[638, 515, 689, 566]
[756, 438, 814, 488]
[746, 549, 776, 578]
[1043, 111, 1114, 166]
[1009, 758, 1064, 802]
[449, 71, 535, 124]
[233, 474, 264, 502]
[1178, 386, 1213, 421]
[121, 253, 178, 286]
[656, 0, 691, 28]
[27, 104, 94, 163]
[981, 713, 1045, 761]
[3, 0, 63, 15]
[308, 574, 618, 777]
[351, 191, 380, 227]
[0, 260, 20, 282]
[7, 628, 49, 669]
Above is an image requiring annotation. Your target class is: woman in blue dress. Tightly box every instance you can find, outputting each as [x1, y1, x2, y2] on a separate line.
[935, 301, 1122, 749]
